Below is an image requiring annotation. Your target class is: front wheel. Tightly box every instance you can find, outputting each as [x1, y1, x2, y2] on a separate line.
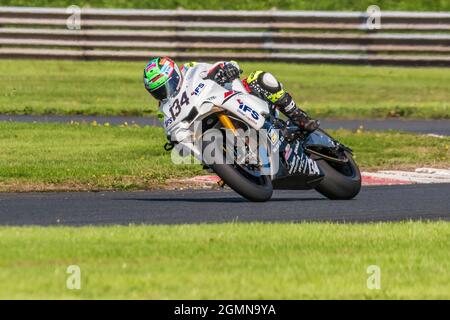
[314, 151, 361, 200]
[202, 126, 273, 202]
[211, 163, 273, 202]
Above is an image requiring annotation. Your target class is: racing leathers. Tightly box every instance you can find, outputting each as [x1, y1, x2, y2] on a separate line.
[199, 61, 320, 133]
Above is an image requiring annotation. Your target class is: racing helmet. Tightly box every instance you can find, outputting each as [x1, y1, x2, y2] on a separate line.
[143, 57, 183, 100]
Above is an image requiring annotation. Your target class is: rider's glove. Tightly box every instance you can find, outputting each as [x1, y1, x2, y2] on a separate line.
[222, 61, 241, 82]
[210, 61, 242, 85]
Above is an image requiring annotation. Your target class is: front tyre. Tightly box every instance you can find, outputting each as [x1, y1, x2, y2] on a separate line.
[211, 163, 273, 202]
[202, 127, 273, 202]
[314, 151, 361, 200]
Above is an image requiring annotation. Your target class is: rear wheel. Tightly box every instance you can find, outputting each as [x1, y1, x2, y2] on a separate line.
[314, 151, 361, 200]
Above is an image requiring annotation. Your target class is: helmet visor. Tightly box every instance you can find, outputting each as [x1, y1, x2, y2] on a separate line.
[164, 64, 182, 98]
[150, 83, 169, 101]
[147, 60, 182, 101]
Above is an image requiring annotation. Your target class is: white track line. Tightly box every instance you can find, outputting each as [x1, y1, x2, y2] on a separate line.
[363, 168, 450, 184]
[178, 167, 450, 188]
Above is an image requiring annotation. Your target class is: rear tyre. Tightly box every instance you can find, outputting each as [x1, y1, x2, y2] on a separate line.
[314, 151, 361, 200]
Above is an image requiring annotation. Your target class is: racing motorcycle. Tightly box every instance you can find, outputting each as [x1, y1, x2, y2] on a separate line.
[162, 64, 361, 202]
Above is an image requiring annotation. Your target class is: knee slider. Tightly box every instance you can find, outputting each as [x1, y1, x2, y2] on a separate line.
[259, 72, 282, 92]
[247, 71, 286, 102]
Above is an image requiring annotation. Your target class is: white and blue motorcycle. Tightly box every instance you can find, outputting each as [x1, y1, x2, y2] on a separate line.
[161, 63, 361, 202]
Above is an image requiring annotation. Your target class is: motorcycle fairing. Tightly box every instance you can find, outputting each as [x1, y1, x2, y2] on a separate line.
[160, 63, 271, 145]
[303, 129, 338, 151]
[270, 127, 326, 190]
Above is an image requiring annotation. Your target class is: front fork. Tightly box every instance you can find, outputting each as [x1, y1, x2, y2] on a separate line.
[218, 113, 237, 134]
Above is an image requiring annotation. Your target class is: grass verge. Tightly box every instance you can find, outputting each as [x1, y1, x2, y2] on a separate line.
[0, 122, 448, 191]
[1, 60, 449, 119]
[0, 222, 448, 299]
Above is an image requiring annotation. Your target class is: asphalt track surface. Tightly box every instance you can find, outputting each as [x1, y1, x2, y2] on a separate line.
[1, 115, 449, 135]
[0, 184, 448, 226]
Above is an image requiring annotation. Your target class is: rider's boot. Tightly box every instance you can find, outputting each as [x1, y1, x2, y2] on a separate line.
[276, 93, 320, 133]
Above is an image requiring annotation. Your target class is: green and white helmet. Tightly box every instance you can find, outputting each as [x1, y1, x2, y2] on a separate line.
[143, 57, 183, 100]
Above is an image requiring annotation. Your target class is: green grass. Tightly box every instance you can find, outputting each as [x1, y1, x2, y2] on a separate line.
[0, 222, 449, 299]
[2, 0, 449, 11]
[0, 122, 202, 191]
[1, 60, 449, 119]
[0, 122, 448, 191]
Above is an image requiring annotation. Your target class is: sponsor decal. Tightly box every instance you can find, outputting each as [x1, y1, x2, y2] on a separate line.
[146, 62, 157, 72]
[237, 99, 260, 122]
[268, 125, 283, 152]
[150, 73, 164, 83]
[287, 152, 320, 175]
[284, 144, 292, 160]
[160, 61, 173, 76]
[284, 142, 320, 175]
[164, 117, 174, 127]
[267, 126, 279, 145]
[191, 83, 205, 96]
[224, 90, 235, 99]
[223, 90, 240, 103]
[306, 156, 320, 175]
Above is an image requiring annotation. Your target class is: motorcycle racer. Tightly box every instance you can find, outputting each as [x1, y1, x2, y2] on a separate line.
[143, 57, 319, 136]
